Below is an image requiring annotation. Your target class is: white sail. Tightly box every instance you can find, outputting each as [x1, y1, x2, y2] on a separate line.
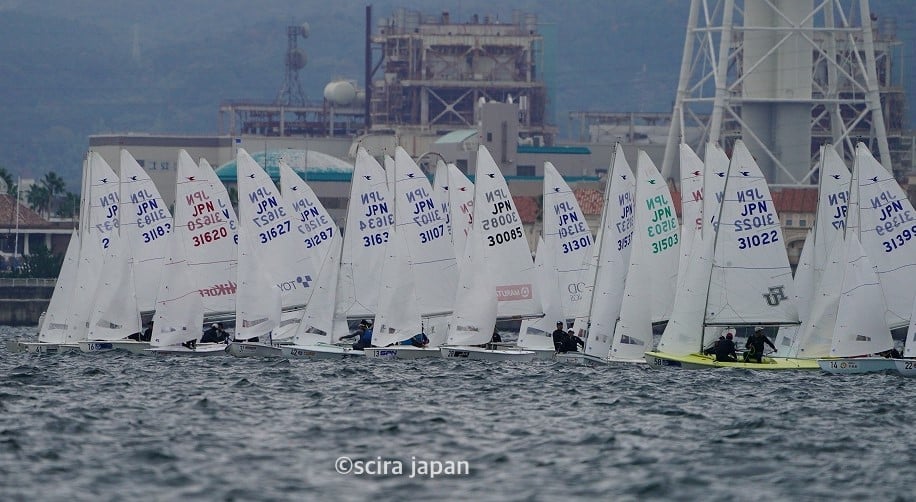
[542, 161, 593, 320]
[280, 161, 339, 268]
[774, 230, 813, 355]
[657, 144, 728, 356]
[611, 151, 674, 359]
[38, 230, 80, 344]
[384, 155, 396, 197]
[174, 151, 238, 315]
[293, 233, 343, 345]
[118, 150, 173, 312]
[794, 235, 845, 358]
[705, 140, 797, 326]
[150, 230, 204, 348]
[86, 231, 141, 341]
[638, 151, 679, 323]
[517, 237, 563, 351]
[852, 143, 916, 329]
[702, 144, 730, 242]
[445, 163, 475, 272]
[65, 153, 120, 343]
[472, 145, 538, 318]
[234, 211, 281, 341]
[236, 148, 317, 338]
[905, 294, 916, 358]
[584, 147, 635, 359]
[372, 230, 423, 347]
[677, 143, 705, 292]
[830, 233, 894, 356]
[336, 148, 394, 319]
[812, 146, 851, 286]
[657, 231, 715, 355]
[393, 147, 458, 315]
[445, 233, 497, 346]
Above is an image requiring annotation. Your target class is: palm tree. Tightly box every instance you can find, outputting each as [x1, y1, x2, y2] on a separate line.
[0, 166, 14, 195]
[26, 184, 50, 217]
[41, 172, 67, 217]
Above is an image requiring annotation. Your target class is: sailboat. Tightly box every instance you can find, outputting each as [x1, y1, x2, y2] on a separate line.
[894, 296, 916, 376]
[181, 152, 239, 319]
[146, 221, 226, 356]
[814, 144, 901, 374]
[80, 150, 174, 353]
[440, 145, 539, 361]
[815, 233, 895, 373]
[517, 237, 565, 360]
[227, 149, 320, 357]
[600, 150, 678, 364]
[335, 147, 395, 330]
[364, 148, 456, 359]
[281, 233, 358, 359]
[645, 140, 816, 369]
[556, 145, 635, 365]
[779, 145, 850, 358]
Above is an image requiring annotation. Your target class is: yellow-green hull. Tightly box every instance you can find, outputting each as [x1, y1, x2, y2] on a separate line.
[645, 351, 820, 370]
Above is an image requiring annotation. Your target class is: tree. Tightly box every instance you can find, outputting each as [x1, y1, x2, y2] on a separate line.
[0, 166, 14, 196]
[41, 172, 67, 216]
[26, 184, 50, 217]
[57, 191, 80, 219]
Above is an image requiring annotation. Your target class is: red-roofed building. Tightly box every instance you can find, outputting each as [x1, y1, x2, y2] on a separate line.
[0, 194, 73, 267]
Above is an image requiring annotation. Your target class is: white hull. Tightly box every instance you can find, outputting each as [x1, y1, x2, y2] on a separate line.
[363, 346, 442, 359]
[79, 340, 151, 354]
[893, 359, 916, 376]
[146, 343, 228, 356]
[227, 341, 283, 358]
[818, 357, 898, 374]
[439, 346, 536, 362]
[7, 341, 80, 354]
[280, 344, 363, 360]
[516, 347, 557, 360]
[555, 352, 646, 366]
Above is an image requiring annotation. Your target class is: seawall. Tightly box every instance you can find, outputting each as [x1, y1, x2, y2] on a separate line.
[0, 279, 54, 326]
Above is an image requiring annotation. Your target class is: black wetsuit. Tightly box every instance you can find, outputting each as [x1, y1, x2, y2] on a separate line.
[552, 328, 568, 352]
[715, 338, 738, 362]
[745, 333, 777, 363]
[200, 326, 219, 343]
[563, 334, 584, 353]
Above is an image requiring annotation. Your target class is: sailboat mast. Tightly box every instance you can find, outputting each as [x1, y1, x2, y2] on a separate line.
[583, 144, 619, 332]
[699, 145, 733, 352]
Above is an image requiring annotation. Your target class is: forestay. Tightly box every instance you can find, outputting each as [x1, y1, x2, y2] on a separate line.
[151, 229, 204, 348]
[372, 230, 423, 347]
[517, 237, 563, 351]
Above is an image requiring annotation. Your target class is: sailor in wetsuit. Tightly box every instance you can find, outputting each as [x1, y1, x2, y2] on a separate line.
[715, 333, 738, 362]
[744, 328, 777, 363]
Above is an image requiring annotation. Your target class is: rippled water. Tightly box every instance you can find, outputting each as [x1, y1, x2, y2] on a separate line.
[1, 325, 913, 501]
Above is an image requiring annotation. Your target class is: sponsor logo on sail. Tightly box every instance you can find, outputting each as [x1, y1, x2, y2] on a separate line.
[496, 284, 532, 301]
[763, 285, 787, 306]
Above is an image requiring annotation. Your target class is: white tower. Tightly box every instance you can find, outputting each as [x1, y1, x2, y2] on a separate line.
[662, 0, 893, 185]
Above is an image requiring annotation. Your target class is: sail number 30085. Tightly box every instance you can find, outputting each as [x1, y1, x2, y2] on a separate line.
[487, 227, 523, 246]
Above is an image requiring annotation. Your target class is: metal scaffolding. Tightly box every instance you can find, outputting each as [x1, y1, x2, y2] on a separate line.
[662, 0, 904, 185]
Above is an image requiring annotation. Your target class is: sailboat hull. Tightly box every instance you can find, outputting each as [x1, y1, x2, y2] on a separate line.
[516, 347, 557, 360]
[556, 352, 646, 366]
[439, 346, 536, 362]
[146, 344, 228, 356]
[363, 346, 441, 359]
[227, 342, 283, 358]
[8, 341, 80, 354]
[645, 351, 820, 370]
[818, 357, 897, 374]
[893, 359, 916, 376]
[280, 344, 363, 359]
[78, 340, 150, 354]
